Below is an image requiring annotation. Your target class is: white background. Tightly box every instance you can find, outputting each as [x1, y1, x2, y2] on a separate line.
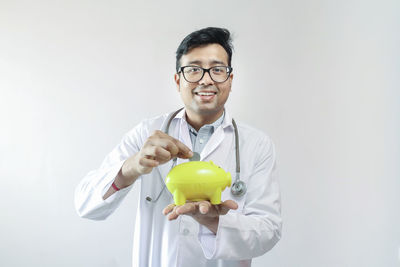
[1, 0, 399, 266]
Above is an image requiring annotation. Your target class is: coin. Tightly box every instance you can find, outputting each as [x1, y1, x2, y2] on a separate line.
[189, 151, 200, 161]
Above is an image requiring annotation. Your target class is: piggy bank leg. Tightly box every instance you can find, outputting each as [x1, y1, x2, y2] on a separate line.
[210, 188, 222, 205]
[173, 190, 186, 206]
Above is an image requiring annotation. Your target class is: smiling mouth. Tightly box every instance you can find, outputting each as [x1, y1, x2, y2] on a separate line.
[194, 92, 217, 96]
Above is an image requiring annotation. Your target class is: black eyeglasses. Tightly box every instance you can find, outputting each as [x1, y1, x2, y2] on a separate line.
[178, 65, 233, 83]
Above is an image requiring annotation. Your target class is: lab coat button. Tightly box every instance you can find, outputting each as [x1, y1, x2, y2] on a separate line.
[199, 139, 204, 144]
[182, 228, 190, 235]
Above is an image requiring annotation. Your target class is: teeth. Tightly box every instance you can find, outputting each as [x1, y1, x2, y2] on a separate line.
[197, 92, 215, 96]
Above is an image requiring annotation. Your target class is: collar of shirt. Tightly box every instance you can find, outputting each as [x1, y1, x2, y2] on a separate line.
[173, 108, 233, 130]
[187, 111, 224, 153]
[186, 112, 225, 136]
[173, 108, 230, 154]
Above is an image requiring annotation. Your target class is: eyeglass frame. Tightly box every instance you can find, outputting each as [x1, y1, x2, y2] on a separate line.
[177, 65, 233, 83]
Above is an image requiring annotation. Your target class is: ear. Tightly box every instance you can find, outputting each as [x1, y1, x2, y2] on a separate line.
[174, 73, 181, 92]
[228, 73, 233, 91]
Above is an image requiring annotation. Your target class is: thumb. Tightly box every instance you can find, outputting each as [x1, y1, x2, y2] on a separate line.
[218, 200, 238, 215]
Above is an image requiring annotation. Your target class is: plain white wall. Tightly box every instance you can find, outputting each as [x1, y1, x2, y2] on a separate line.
[1, 0, 399, 266]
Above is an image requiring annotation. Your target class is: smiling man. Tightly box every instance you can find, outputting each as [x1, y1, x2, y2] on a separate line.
[75, 27, 282, 267]
[175, 43, 232, 128]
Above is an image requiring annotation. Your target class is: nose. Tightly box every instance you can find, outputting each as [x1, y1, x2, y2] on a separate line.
[199, 70, 214, 85]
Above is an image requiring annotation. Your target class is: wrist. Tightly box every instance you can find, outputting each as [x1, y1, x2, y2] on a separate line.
[115, 160, 140, 188]
[196, 216, 219, 235]
[128, 155, 144, 177]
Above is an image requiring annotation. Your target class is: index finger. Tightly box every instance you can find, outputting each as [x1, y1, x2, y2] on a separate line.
[162, 203, 176, 215]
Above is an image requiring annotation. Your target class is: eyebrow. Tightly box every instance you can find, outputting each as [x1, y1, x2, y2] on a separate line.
[187, 60, 226, 66]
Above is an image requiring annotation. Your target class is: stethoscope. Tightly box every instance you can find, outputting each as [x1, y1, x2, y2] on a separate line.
[145, 108, 247, 203]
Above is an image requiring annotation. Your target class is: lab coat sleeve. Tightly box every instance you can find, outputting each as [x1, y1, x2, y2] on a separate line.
[74, 123, 146, 220]
[198, 135, 282, 260]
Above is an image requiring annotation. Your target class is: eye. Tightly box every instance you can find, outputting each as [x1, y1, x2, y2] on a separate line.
[212, 67, 227, 74]
[185, 67, 202, 73]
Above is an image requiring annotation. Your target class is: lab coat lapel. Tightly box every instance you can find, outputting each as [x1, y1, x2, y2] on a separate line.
[157, 115, 192, 179]
[175, 114, 192, 165]
[200, 126, 224, 160]
[177, 115, 193, 160]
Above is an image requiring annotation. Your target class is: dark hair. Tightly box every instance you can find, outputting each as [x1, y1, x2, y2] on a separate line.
[175, 27, 233, 72]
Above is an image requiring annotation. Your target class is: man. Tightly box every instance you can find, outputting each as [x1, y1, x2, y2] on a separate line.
[75, 27, 282, 267]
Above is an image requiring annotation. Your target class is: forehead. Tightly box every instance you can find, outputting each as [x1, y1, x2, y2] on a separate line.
[180, 43, 229, 66]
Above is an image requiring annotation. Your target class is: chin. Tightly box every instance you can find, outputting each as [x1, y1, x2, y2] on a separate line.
[191, 105, 222, 116]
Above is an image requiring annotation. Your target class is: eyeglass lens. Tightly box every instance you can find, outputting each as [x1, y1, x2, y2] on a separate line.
[182, 66, 230, 83]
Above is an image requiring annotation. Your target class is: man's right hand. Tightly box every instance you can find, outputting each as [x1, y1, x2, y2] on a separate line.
[117, 130, 193, 188]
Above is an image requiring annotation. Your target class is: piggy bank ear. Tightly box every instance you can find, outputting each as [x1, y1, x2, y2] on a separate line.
[209, 160, 222, 169]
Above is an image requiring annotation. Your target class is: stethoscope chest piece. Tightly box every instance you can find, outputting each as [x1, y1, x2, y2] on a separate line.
[231, 180, 247, 197]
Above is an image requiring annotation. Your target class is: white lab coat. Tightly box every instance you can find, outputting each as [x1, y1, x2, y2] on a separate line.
[75, 109, 282, 267]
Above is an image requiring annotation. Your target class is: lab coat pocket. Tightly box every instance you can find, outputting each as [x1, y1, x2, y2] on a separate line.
[142, 165, 169, 203]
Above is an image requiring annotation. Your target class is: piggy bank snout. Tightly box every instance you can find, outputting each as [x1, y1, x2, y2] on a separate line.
[227, 172, 232, 187]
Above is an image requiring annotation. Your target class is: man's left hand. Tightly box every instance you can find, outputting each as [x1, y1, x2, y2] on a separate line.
[162, 200, 238, 234]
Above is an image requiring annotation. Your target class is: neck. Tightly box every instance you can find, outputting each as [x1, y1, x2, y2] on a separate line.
[185, 108, 224, 131]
